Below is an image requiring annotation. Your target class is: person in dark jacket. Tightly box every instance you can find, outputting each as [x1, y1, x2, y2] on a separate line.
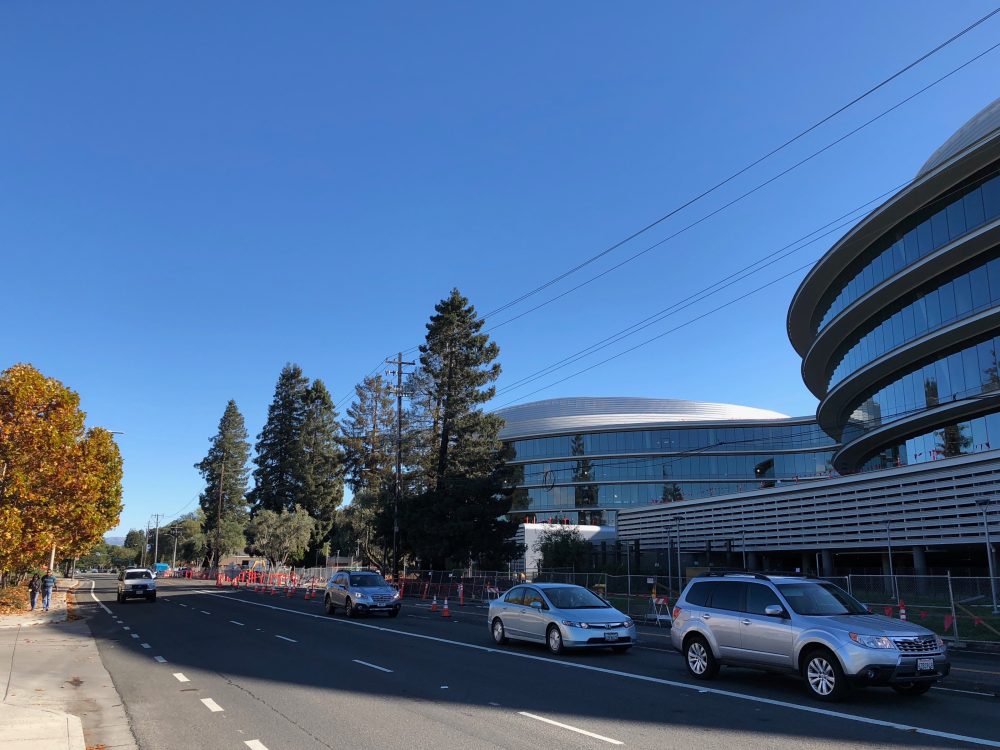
[40, 569, 57, 611]
[27, 574, 40, 611]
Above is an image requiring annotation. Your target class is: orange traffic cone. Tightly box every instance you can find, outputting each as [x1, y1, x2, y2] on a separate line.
[442, 598, 450, 617]
[899, 599, 907, 621]
[430, 596, 439, 613]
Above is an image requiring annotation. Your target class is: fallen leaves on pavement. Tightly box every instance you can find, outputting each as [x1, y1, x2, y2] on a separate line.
[0, 585, 30, 615]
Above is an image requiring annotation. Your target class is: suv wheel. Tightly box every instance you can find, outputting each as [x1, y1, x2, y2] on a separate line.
[146, 593, 156, 602]
[491, 618, 507, 645]
[892, 682, 932, 696]
[324, 595, 336, 616]
[344, 597, 355, 618]
[684, 635, 719, 679]
[803, 649, 848, 701]
[546, 625, 564, 654]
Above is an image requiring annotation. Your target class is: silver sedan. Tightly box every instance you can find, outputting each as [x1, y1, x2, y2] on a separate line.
[488, 583, 636, 654]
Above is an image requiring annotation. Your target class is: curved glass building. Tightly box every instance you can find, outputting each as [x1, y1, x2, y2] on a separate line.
[497, 397, 837, 528]
[788, 96, 1000, 475]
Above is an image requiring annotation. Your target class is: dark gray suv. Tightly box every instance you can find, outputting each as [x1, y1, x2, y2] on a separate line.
[671, 573, 950, 701]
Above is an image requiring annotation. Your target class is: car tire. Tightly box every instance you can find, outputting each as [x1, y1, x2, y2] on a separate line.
[324, 595, 336, 616]
[344, 598, 354, 618]
[546, 625, 564, 655]
[388, 608, 400, 618]
[147, 593, 156, 602]
[491, 618, 508, 645]
[684, 635, 719, 679]
[611, 645, 631, 654]
[892, 682, 932, 696]
[802, 648, 849, 702]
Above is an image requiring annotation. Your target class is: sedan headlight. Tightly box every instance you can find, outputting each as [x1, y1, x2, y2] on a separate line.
[561, 620, 589, 629]
[849, 632, 896, 649]
[623, 618, 634, 628]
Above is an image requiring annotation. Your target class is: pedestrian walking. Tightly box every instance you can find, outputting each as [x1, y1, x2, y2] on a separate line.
[27, 574, 40, 611]
[41, 569, 57, 612]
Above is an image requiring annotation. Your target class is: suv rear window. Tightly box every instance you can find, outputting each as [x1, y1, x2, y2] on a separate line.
[124, 571, 152, 580]
[685, 582, 711, 606]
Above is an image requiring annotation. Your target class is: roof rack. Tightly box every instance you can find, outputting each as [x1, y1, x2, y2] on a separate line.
[696, 571, 824, 581]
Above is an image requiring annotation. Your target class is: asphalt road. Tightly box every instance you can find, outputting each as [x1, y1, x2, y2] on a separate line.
[73, 575, 1000, 750]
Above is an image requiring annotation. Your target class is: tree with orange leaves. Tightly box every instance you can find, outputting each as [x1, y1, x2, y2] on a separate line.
[0, 363, 123, 583]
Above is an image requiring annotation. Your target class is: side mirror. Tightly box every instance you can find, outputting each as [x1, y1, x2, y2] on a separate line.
[530, 601, 543, 609]
[764, 604, 787, 618]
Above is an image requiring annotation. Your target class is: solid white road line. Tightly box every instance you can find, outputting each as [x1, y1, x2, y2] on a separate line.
[87, 580, 112, 614]
[352, 659, 393, 673]
[519, 712, 623, 746]
[229, 620, 245, 626]
[140, 643, 151, 649]
[201, 591, 1000, 749]
[244, 741, 269, 750]
[200, 698, 224, 712]
[932, 686, 998, 697]
[275, 635, 297, 643]
[173, 673, 190, 683]
[153, 656, 167, 663]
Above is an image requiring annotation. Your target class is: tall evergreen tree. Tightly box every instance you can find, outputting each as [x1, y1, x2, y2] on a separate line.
[298, 379, 345, 557]
[402, 288, 520, 569]
[249, 364, 310, 514]
[195, 400, 251, 566]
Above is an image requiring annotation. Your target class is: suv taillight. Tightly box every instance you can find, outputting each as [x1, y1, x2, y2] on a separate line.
[672, 606, 681, 620]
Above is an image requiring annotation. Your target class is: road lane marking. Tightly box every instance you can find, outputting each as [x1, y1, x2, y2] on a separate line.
[200, 610, 211, 615]
[123, 627, 130, 631]
[952, 667, 1000, 676]
[519, 712, 623, 745]
[86, 580, 112, 614]
[140, 643, 151, 649]
[201, 591, 1000, 748]
[275, 635, 297, 643]
[352, 659, 392, 673]
[179, 603, 187, 607]
[200, 698, 224, 712]
[932, 686, 998, 697]
[229, 620, 245, 626]
[130, 634, 139, 639]
[173, 673, 190, 683]
[153, 656, 167, 663]
[245, 741, 269, 750]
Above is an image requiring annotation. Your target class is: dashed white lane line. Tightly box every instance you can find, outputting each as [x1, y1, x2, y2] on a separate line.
[229, 620, 245, 626]
[122, 626, 131, 631]
[245, 741, 269, 750]
[153, 656, 167, 663]
[140, 643, 151, 649]
[352, 659, 392, 673]
[173, 673, 190, 683]
[179, 603, 188, 608]
[518, 712, 623, 746]
[275, 635, 297, 643]
[130, 634, 140, 639]
[200, 610, 211, 615]
[200, 698, 224, 712]
[202, 591, 1000, 749]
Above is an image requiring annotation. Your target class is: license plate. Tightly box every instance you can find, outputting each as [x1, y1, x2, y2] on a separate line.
[917, 658, 934, 672]
[604, 631, 618, 642]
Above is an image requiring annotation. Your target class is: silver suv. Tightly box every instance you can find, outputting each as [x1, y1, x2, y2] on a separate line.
[324, 570, 401, 618]
[670, 573, 950, 701]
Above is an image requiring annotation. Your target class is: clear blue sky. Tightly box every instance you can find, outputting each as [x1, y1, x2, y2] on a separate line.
[2, 2, 998, 537]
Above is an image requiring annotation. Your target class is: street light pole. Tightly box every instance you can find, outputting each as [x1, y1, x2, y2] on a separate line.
[976, 497, 999, 614]
[886, 521, 897, 602]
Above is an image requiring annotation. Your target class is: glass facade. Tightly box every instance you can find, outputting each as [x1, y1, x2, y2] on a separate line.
[815, 163, 1000, 334]
[505, 422, 837, 524]
[843, 333, 1000, 444]
[827, 252, 1000, 391]
[859, 410, 1000, 472]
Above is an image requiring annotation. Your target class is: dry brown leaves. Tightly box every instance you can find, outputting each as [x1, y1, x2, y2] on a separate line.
[0, 585, 29, 616]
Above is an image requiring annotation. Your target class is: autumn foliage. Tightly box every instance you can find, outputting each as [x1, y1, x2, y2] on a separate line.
[0, 364, 123, 581]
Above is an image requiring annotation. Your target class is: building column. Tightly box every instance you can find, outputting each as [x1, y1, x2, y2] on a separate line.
[821, 549, 834, 577]
[881, 553, 892, 576]
[747, 551, 760, 571]
[912, 546, 928, 576]
[800, 552, 812, 575]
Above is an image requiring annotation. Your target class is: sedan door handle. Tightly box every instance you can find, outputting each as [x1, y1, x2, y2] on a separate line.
[741, 619, 752, 625]
[701, 613, 711, 620]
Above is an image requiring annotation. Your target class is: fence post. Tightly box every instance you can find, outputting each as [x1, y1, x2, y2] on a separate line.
[946, 571, 960, 642]
[846, 574, 853, 597]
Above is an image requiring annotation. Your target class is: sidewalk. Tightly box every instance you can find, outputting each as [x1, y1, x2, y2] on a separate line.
[0, 580, 137, 750]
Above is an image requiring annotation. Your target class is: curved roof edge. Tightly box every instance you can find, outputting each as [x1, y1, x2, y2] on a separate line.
[496, 396, 804, 440]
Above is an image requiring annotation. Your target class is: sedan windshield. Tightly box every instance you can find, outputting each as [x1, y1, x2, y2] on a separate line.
[349, 573, 386, 587]
[544, 587, 610, 610]
[777, 582, 868, 616]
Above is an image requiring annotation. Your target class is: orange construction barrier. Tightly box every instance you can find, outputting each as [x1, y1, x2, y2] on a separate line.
[442, 597, 450, 617]
[458, 584, 464, 607]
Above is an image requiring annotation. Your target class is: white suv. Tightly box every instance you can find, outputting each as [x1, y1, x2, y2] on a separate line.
[117, 568, 157, 603]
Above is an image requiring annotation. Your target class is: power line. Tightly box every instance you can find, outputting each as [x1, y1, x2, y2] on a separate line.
[479, 7, 1000, 321]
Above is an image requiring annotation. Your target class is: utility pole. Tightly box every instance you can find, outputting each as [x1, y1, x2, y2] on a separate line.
[216, 452, 226, 571]
[140, 519, 151, 568]
[151, 513, 163, 567]
[386, 352, 414, 583]
[170, 527, 179, 571]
